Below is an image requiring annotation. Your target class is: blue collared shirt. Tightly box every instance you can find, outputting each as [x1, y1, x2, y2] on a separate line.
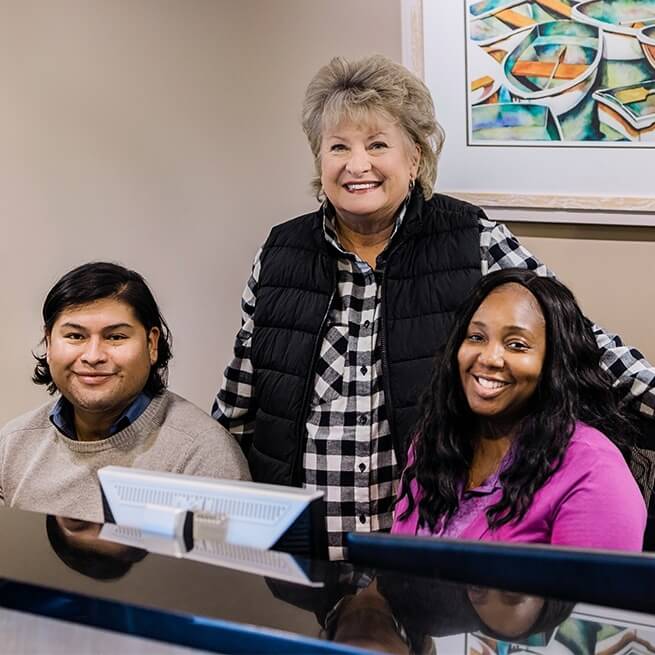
[49, 392, 153, 440]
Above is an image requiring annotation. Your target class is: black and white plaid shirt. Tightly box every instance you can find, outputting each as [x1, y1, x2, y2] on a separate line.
[213, 210, 655, 560]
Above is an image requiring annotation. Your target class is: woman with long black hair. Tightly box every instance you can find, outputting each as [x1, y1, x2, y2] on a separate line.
[393, 269, 646, 550]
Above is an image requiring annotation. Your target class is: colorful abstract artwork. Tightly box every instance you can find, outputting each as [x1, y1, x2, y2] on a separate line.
[462, 615, 655, 655]
[466, 0, 655, 144]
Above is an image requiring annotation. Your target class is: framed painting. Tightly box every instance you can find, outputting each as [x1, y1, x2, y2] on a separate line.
[401, 0, 655, 224]
[431, 604, 655, 655]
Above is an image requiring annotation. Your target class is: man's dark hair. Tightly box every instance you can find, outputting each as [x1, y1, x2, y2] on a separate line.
[397, 268, 634, 532]
[33, 262, 172, 396]
[46, 515, 148, 581]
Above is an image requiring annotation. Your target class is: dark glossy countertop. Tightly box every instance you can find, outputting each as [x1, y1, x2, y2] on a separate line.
[2, 504, 655, 654]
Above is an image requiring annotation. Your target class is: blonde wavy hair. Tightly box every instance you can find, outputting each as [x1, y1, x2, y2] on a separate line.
[301, 54, 445, 201]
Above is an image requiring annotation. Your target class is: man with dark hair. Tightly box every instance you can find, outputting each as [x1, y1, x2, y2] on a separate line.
[46, 515, 148, 581]
[0, 262, 250, 521]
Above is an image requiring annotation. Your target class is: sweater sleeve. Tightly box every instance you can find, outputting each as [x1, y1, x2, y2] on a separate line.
[178, 423, 252, 482]
[550, 442, 646, 552]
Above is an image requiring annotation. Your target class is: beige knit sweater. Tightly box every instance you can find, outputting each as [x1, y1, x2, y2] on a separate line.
[0, 390, 251, 522]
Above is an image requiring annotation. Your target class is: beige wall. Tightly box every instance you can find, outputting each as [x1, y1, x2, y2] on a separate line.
[1, 0, 653, 427]
[509, 223, 655, 364]
[0, 0, 402, 425]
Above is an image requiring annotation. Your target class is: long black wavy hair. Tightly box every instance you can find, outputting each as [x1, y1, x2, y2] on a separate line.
[33, 262, 172, 396]
[396, 269, 633, 532]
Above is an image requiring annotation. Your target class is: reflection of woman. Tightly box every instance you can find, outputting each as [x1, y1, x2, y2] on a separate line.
[465, 587, 573, 642]
[322, 575, 572, 655]
[213, 54, 655, 559]
[467, 588, 574, 655]
[468, 588, 546, 641]
[393, 270, 646, 550]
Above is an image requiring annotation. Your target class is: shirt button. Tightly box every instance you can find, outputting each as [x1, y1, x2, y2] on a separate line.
[359, 462, 366, 472]
[360, 366, 368, 375]
[359, 514, 367, 524]
[363, 320, 370, 329]
[358, 415, 368, 425]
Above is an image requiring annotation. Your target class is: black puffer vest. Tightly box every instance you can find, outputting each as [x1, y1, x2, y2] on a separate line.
[249, 191, 483, 485]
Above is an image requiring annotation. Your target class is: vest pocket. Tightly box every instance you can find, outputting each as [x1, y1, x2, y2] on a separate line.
[248, 440, 292, 484]
[310, 323, 348, 406]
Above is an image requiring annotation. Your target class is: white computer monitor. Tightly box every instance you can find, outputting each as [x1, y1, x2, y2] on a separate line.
[98, 466, 327, 558]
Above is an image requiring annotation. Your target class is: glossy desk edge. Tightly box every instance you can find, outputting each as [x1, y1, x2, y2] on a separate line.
[347, 532, 655, 614]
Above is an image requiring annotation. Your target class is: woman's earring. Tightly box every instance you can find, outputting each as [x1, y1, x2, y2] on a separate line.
[409, 177, 415, 192]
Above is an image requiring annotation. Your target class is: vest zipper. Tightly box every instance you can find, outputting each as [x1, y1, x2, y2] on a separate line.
[291, 263, 338, 486]
[380, 196, 422, 463]
[379, 250, 399, 463]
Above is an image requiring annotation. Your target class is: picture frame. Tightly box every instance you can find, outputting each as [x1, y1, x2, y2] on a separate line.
[432, 603, 655, 655]
[401, 0, 655, 225]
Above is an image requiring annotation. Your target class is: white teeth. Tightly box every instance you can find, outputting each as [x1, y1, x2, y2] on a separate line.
[347, 183, 378, 190]
[476, 377, 506, 390]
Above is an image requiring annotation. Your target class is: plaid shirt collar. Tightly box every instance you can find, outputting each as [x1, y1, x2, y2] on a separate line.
[321, 198, 410, 263]
[49, 391, 153, 440]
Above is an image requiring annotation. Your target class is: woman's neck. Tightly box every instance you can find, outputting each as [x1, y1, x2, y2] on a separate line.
[334, 214, 396, 268]
[466, 420, 518, 490]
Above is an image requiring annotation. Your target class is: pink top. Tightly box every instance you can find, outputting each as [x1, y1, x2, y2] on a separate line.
[392, 422, 647, 552]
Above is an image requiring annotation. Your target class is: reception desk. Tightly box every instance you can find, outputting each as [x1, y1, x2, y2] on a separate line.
[1, 504, 655, 654]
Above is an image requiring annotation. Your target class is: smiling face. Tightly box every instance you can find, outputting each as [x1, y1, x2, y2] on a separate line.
[319, 112, 420, 227]
[457, 284, 546, 425]
[46, 298, 159, 419]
